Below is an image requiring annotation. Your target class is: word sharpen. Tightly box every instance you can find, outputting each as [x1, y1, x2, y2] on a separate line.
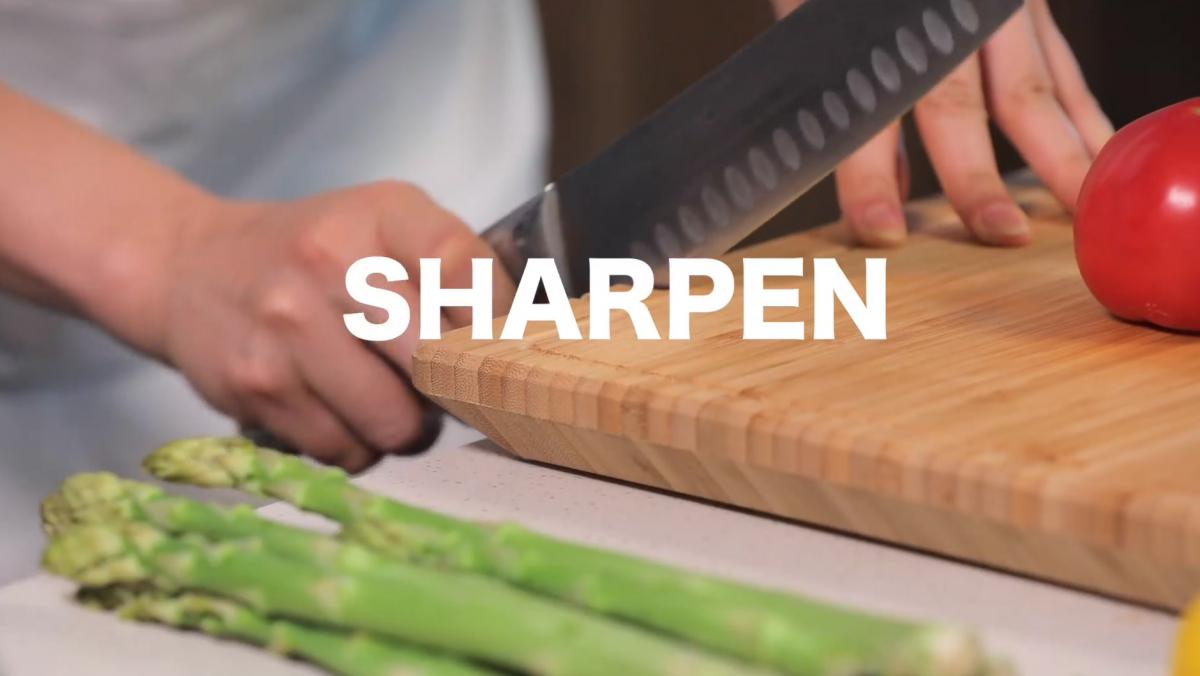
[344, 257, 887, 342]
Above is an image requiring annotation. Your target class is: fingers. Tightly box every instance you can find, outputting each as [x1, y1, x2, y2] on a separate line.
[250, 391, 380, 472]
[835, 123, 909, 247]
[915, 56, 1031, 246]
[357, 276, 426, 377]
[245, 264, 436, 467]
[225, 329, 379, 471]
[372, 182, 517, 329]
[287, 277, 438, 457]
[178, 181, 474, 472]
[983, 10, 1093, 211]
[1027, 0, 1114, 156]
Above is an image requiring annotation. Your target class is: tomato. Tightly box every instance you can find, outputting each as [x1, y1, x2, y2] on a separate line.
[1074, 98, 1200, 332]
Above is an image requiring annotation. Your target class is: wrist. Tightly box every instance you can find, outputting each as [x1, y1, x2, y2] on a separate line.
[84, 188, 245, 357]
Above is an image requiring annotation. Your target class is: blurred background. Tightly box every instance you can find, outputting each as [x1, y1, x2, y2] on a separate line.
[536, 0, 1200, 244]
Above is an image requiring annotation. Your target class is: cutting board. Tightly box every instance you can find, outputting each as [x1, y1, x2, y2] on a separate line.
[413, 182, 1200, 611]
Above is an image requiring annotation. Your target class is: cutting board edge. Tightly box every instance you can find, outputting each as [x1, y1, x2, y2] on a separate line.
[430, 394, 1199, 612]
[415, 346, 1200, 569]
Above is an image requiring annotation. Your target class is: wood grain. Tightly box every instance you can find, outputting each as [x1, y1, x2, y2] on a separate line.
[414, 184, 1200, 610]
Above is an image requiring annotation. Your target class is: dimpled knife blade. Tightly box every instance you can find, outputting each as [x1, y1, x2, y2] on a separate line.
[484, 0, 1022, 295]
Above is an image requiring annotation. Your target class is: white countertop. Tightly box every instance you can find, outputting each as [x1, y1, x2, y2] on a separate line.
[0, 436, 1178, 675]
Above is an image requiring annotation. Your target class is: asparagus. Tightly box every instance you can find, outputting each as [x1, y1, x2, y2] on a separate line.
[146, 437, 1006, 676]
[76, 586, 492, 676]
[44, 522, 770, 676]
[43, 472, 398, 575]
[45, 475, 499, 675]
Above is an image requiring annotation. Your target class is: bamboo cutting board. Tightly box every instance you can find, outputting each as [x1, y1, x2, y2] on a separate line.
[413, 182, 1200, 610]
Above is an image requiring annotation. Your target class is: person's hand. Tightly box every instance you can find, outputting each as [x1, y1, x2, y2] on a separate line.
[145, 182, 515, 471]
[770, 0, 1113, 246]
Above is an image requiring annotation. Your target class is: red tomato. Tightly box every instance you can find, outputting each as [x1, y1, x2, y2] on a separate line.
[1075, 98, 1200, 332]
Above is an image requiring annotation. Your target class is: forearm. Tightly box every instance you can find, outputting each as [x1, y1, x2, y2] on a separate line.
[0, 83, 230, 351]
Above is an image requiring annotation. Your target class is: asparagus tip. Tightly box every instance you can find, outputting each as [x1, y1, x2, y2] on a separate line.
[42, 472, 161, 536]
[144, 437, 259, 488]
[43, 523, 158, 587]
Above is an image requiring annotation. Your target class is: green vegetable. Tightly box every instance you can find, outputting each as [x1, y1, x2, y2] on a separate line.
[44, 521, 767, 676]
[145, 437, 1002, 676]
[43, 472, 397, 575]
[77, 586, 491, 676]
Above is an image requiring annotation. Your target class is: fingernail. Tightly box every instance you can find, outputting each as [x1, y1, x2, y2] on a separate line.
[975, 202, 1030, 246]
[856, 202, 906, 247]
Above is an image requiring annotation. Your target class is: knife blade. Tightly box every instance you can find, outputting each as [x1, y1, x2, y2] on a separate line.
[485, 0, 1022, 295]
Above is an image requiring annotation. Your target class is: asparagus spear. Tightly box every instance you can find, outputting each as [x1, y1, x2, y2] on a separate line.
[44, 522, 771, 676]
[145, 437, 1005, 676]
[45, 475, 498, 675]
[43, 472, 397, 575]
[76, 586, 493, 676]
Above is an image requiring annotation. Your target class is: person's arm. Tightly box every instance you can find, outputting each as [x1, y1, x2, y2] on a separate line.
[0, 85, 217, 344]
[768, 0, 1113, 247]
[0, 83, 514, 470]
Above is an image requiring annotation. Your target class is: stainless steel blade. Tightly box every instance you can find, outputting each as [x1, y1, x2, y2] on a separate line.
[485, 0, 1022, 296]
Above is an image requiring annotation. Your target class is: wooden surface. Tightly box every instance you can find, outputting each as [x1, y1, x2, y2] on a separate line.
[414, 183, 1200, 610]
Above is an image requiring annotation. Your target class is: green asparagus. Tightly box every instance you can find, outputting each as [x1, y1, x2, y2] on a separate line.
[45, 521, 771, 676]
[76, 586, 493, 676]
[43, 472, 397, 575]
[145, 437, 1003, 676]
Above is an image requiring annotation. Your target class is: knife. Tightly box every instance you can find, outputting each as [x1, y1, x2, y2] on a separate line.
[250, 0, 1021, 456]
[485, 0, 1022, 294]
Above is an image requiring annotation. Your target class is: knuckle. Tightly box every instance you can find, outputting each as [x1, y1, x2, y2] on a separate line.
[254, 282, 308, 331]
[998, 72, 1058, 118]
[431, 228, 479, 261]
[288, 222, 343, 275]
[924, 76, 985, 117]
[226, 355, 288, 399]
[366, 179, 425, 205]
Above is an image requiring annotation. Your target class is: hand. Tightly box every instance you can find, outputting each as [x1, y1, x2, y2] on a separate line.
[770, 0, 1113, 246]
[150, 182, 515, 471]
